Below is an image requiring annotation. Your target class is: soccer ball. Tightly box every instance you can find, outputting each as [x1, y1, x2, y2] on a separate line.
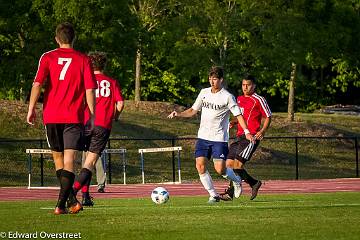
[151, 187, 169, 204]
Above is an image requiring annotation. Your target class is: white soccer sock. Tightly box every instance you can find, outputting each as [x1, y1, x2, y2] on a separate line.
[199, 171, 218, 197]
[222, 168, 241, 183]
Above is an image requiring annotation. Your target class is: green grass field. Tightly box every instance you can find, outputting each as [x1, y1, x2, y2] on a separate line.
[1, 192, 360, 240]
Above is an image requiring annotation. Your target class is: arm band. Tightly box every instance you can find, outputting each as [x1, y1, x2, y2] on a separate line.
[244, 129, 250, 135]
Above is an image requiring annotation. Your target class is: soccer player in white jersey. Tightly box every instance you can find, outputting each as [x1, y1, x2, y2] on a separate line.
[168, 66, 254, 203]
[220, 74, 271, 201]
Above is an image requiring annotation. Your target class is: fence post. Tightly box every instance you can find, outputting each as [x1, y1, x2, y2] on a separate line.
[171, 138, 176, 183]
[177, 148, 181, 183]
[40, 139, 44, 186]
[140, 151, 145, 184]
[295, 137, 299, 180]
[107, 140, 112, 184]
[355, 137, 359, 178]
[27, 152, 32, 189]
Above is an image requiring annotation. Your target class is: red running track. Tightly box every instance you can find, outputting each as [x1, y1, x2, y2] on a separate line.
[1, 178, 360, 201]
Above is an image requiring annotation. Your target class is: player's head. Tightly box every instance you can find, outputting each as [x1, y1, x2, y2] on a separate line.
[55, 22, 75, 45]
[209, 66, 224, 79]
[242, 74, 256, 96]
[208, 66, 224, 90]
[88, 51, 107, 71]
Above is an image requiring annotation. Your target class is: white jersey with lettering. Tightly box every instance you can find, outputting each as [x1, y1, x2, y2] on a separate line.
[192, 87, 242, 142]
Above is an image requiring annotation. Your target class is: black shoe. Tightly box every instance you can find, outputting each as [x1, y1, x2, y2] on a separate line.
[219, 185, 234, 201]
[97, 185, 105, 193]
[250, 180, 262, 200]
[82, 196, 94, 207]
[66, 193, 78, 209]
[219, 192, 233, 201]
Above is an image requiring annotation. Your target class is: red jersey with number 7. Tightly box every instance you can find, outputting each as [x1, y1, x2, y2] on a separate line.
[34, 48, 97, 124]
[84, 73, 124, 129]
[236, 93, 272, 136]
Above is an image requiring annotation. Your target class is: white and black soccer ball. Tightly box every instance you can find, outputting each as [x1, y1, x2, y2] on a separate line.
[151, 187, 169, 204]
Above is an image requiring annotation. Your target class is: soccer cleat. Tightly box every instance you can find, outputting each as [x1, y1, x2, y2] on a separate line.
[97, 186, 105, 193]
[68, 201, 83, 214]
[66, 192, 79, 209]
[233, 181, 242, 198]
[250, 180, 262, 200]
[207, 195, 221, 204]
[219, 192, 233, 201]
[82, 195, 94, 207]
[219, 186, 234, 201]
[54, 207, 67, 215]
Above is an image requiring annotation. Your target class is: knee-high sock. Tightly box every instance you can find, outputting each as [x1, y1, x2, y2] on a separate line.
[222, 167, 241, 183]
[56, 169, 63, 183]
[57, 168, 77, 205]
[234, 169, 257, 187]
[73, 168, 92, 193]
[56, 170, 75, 209]
[81, 173, 92, 198]
[199, 171, 217, 197]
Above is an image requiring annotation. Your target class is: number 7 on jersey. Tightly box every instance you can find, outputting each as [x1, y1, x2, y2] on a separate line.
[58, 58, 72, 80]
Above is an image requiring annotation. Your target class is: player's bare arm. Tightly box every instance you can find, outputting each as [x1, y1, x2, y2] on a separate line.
[167, 108, 198, 118]
[236, 114, 255, 143]
[86, 89, 96, 130]
[114, 100, 124, 121]
[255, 116, 271, 140]
[26, 82, 42, 125]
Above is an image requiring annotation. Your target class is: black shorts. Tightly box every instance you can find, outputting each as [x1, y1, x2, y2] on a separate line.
[227, 136, 260, 163]
[45, 123, 84, 152]
[84, 125, 110, 155]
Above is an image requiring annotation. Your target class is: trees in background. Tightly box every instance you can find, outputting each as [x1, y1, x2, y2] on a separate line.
[0, 0, 359, 112]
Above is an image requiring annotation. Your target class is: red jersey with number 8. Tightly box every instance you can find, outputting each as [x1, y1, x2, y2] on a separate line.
[34, 48, 97, 124]
[236, 93, 272, 136]
[84, 73, 124, 129]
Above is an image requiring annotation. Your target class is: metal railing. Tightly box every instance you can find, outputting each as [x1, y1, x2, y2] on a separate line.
[0, 136, 359, 187]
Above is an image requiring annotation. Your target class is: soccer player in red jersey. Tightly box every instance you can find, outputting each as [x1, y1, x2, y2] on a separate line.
[220, 75, 272, 201]
[73, 51, 124, 206]
[26, 22, 97, 214]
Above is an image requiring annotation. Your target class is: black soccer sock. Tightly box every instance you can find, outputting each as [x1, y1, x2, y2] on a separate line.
[82, 173, 92, 198]
[74, 168, 92, 191]
[56, 170, 75, 209]
[228, 180, 234, 188]
[234, 169, 258, 187]
[56, 169, 63, 183]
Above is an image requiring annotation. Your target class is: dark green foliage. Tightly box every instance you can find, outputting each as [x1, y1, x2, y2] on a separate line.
[0, 0, 359, 111]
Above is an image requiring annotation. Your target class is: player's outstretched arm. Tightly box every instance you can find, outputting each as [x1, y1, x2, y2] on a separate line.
[236, 114, 255, 143]
[167, 108, 198, 119]
[27, 82, 42, 125]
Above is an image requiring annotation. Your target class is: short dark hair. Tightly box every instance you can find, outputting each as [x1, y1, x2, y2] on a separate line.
[88, 51, 107, 71]
[208, 66, 224, 79]
[243, 74, 256, 83]
[55, 22, 75, 44]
